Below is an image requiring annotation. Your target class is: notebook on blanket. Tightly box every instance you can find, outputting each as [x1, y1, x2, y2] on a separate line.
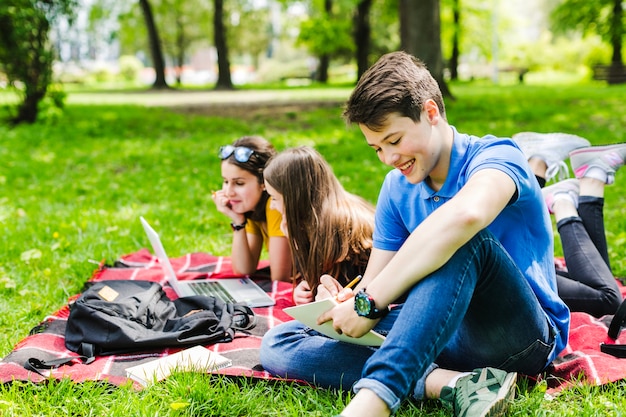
[140, 216, 275, 308]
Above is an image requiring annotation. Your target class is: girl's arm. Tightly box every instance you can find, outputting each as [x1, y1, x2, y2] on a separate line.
[267, 235, 293, 282]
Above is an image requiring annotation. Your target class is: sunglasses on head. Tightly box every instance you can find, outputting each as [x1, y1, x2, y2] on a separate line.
[218, 145, 255, 163]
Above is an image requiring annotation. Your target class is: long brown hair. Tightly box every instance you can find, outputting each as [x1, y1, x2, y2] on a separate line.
[264, 146, 375, 291]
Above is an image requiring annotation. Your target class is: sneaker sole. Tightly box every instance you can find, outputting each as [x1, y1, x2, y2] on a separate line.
[481, 372, 517, 417]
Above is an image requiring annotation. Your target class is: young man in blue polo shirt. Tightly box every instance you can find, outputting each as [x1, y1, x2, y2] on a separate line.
[260, 51, 570, 417]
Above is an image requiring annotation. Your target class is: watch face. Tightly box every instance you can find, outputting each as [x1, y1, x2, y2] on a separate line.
[355, 292, 372, 316]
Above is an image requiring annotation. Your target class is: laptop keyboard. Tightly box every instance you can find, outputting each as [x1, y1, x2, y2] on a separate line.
[187, 281, 236, 304]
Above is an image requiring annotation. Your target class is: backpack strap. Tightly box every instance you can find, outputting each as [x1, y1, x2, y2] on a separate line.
[608, 297, 626, 340]
[600, 343, 626, 358]
[600, 298, 626, 359]
[24, 354, 92, 377]
[230, 304, 257, 331]
[78, 342, 97, 364]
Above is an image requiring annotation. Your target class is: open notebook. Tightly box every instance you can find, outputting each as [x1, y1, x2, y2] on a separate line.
[140, 216, 275, 308]
[125, 345, 232, 386]
[284, 298, 386, 346]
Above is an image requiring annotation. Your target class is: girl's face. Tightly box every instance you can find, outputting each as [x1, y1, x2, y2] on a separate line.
[265, 181, 288, 236]
[221, 161, 264, 214]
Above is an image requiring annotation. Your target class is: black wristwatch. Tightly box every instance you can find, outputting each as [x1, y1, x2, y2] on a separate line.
[230, 219, 247, 231]
[354, 289, 389, 319]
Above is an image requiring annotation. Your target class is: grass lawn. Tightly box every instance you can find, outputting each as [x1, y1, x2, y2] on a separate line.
[0, 82, 625, 416]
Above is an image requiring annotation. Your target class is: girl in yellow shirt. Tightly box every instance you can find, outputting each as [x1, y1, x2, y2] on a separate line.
[212, 136, 293, 282]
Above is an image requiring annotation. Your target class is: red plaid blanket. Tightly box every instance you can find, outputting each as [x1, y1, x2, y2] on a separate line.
[0, 249, 295, 389]
[1, 250, 625, 393]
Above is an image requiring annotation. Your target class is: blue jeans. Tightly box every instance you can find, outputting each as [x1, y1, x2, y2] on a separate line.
[260, 229, 556, 413]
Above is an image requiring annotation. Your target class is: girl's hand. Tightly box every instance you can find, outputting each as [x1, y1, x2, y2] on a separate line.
[293, 280, 314, 305]
[315, 274, 344, 301]
[212, 190, 244, 223]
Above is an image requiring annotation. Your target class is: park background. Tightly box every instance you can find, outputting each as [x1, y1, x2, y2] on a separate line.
[1, 0, 626, 415]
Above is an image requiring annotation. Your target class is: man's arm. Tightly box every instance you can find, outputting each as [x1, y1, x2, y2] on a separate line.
[367, 168, 517, 306]
[319, 168, 517, 337]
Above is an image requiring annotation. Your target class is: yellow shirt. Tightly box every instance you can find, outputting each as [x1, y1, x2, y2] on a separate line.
[245, 198, 285, 248]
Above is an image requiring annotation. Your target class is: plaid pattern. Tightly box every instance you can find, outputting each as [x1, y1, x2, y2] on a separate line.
[0, 249, 295, 389]
[0, 252, 624, 393]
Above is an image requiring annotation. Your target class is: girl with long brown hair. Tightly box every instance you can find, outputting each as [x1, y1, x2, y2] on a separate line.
[263, 146, 375, 304]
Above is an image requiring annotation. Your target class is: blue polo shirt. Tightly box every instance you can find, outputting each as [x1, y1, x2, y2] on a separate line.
[373, 126, 570, 362]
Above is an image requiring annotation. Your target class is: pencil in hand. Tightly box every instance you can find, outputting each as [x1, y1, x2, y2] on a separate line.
[335, 275, 362, 301]
[345, 275, 363, 290]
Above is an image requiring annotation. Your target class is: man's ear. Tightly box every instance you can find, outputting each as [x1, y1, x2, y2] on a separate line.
[423, 99, 441, 124]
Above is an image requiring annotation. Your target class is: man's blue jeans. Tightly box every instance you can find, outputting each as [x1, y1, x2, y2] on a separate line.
[260, 229, 557, 413]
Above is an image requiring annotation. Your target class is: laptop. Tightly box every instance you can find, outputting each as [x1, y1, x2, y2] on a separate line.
[140, 216, 275, 308]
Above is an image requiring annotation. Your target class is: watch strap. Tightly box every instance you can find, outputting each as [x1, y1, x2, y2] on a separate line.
[230, 219, 247, 231]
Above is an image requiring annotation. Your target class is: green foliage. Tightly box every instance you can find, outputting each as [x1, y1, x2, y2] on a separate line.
[0, 0, 76, 124]
[551, 0, 625, 66]
[501, 33, 611, 75]
[0, 84, 625, 415]
[551, 0, 615, 40]
[119, 55, 145, 82]
[298, 16, 354, 57]
[441, 0, 492, 63]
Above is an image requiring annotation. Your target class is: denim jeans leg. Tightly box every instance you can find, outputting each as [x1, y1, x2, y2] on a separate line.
[353, 229, 554, 414]
[260, 319, 387, 390]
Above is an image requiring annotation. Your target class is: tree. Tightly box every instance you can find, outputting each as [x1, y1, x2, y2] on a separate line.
[448, 0, 461, 80]
[214, 0, 234, 89]
[0, 0, 76, 124]
[318, 0, 333, 82]
[551, 0, 624, 83]
[353, 0, 373, 79]
[297, 0, 353, 82]
[399, 0, 452, 98]
[138, 0, 169, 88]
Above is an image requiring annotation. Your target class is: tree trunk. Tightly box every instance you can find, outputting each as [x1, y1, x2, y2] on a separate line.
[399, 0, 453, 98]
[16, 90, 45, 124]
[318, 54, 329, 82]
[609, 0, 623, 67]
[139, 0, 169, 89]
[175, 9, 185, 86]
[316, 0, 333, 83]
[214, 0, 234, 90]
[449, 0, 460, 80]
[354, 0, 373, 80]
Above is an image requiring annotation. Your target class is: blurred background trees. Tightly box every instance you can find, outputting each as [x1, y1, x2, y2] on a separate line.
[1, 0, 624, 124]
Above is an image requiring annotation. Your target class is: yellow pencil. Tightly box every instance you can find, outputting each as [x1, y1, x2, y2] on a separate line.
[345, 275, 362, 290]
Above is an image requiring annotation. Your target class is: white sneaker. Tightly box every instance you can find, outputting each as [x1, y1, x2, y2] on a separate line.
[541, 179, 580, 214]
[569, 143, 626, 185]
[512, 132, 590, 182]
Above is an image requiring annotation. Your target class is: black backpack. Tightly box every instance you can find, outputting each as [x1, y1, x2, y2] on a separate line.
[63, 280, 256, 360]
[25, 280, 256, 374]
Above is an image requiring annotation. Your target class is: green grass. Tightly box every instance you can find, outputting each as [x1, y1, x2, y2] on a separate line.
[1, 82, 626, 416]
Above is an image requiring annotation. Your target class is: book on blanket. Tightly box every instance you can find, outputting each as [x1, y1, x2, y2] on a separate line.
[125, 345, 232, 386]
[283, 298, 386, 346]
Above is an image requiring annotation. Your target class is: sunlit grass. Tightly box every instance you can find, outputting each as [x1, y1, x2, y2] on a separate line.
[0, 82, 625, 416]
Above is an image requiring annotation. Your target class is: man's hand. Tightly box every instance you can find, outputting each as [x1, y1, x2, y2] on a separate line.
[317, 296, 377, 338]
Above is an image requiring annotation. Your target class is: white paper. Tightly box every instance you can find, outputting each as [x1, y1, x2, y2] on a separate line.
[283, 298, 385, 347]
[125, 345, 232, 386]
